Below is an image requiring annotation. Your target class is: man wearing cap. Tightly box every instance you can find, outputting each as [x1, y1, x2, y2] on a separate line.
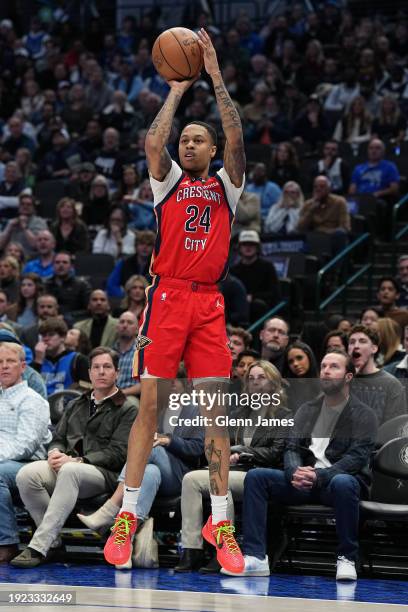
[0, 340, 51, 563]
[231, 230, 280, 323]
[0, 192, 47, 257]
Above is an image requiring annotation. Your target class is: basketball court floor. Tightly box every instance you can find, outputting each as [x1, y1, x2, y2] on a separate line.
[0, 564, 406, 611]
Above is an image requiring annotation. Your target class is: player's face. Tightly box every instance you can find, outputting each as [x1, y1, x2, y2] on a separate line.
[179, 125, 216, 175]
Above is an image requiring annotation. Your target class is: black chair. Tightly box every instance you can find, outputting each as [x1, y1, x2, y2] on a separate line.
[34, 180, 67, 219]
[48, 389, 82, 425]
[74, 254, 115, 289]
[376, 415, 408, 449]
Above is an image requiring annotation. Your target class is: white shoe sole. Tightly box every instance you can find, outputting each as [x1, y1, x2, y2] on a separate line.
[336, 573, 357, 581]
[221, 568, 270, 577]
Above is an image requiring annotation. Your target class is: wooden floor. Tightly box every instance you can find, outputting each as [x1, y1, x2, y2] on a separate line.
[0, 583, 405, 612]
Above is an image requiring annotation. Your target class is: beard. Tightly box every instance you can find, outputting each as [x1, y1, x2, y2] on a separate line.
[320, 376, 347, 396]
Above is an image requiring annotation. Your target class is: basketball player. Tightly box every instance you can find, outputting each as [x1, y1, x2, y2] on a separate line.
[104, 29, 246, 573]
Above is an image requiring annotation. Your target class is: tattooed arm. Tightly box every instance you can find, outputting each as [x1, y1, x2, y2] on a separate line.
[145, 80, 194, 181]
[197, 28, 245, 187]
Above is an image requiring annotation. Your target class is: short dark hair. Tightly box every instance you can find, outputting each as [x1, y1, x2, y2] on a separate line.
[378, 276, 401, 293]
[323, 347, 355, 375]
[349, 324, 379, 347]
[89, 346, 119, 370]
[39, 317, 68, 337]
[236, 349, 260, 362]
[183, 121, 217, 147]
[228, 326, 253, 347]
[323, 330, 349, 352]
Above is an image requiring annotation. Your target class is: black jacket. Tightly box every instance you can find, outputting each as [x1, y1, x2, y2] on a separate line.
[51, 388, 136, 491]
[45, 273, 91, 320]
[284, 393, 378, 496]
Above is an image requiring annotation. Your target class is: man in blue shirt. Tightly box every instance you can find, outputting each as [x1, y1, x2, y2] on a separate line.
[246, 163, 282, 220]
[349, 138, 400, 200]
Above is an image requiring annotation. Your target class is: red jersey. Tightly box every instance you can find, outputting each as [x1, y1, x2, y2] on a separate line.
[149, 161, 244, 283]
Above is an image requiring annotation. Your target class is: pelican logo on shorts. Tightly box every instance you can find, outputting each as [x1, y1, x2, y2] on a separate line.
[135, 334, 152, 351]
[399, 443, 408, 466]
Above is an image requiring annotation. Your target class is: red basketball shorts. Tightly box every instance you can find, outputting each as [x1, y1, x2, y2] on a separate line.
[133, 277, 232, 379]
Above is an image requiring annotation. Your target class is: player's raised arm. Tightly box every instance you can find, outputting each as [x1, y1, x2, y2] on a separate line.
[197, 28, 245, 187]
[145, 79, 195, 181]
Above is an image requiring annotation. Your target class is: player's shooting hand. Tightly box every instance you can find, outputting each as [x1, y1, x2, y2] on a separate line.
[168, 77, 199, 94]
[197, 28, 220, 77]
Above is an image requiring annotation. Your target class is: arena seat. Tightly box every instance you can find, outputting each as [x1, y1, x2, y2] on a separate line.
[48, 389, 82, 426]
[34, 180, 67, 219]
[74, 254, 115, 289]
[376, 415, 408, 448]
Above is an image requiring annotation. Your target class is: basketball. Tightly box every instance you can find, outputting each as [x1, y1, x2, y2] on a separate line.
[152, 27, 203, 81]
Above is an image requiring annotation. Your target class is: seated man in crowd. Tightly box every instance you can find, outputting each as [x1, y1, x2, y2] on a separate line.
[231, 230, 280, 323]
[0, 192, 47, 258]
[12, 347, 136, 568]
[33, 317, 89, 396]
[227, 349, 378, 580]
[114, 311, 140, 401]
[21, 294, 60, 351]
[0, 327, 47, 398]
[297, 176, 350, 253]
[0, 341, 51, 563]
[245, 163, 281, 220]
[23, 230, 56, 279]
[74, 290, 118, 349]
[349, 138, 399, 200]
[106, 230, 154, 297]
[348, 324, 407, 425]
[259, 316, 290, 374]
[312, 140, 350, 195]
[45, 252, 91, 321]
[228, 326, 253, 362]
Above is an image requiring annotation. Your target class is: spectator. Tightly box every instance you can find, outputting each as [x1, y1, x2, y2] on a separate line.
[349, 138, 400, 200]
[68, 162, 96, 203]
[371, 96, 407, 144]
[38, 129, 83, 180]
[93, 127, 123, 182]
[377, 318, 405, 367]
[0, 161, 26, 218]
[312, 140, 350, 195]
[119, 275, 148, 324]
[282, 340, 320, 413]
[324, 67, 360, 113]
[78, 119, 103, 157]
[21, 79, 44, 119]
[228, 327, 253, 361]
[77, 369, 204, 556]
[23, 17, 50, 60]
[0, 255, 20, 303]
[21, 294, 60, 351]
[0, 290, 21, 333]
[348, 324, 406, 424]
[293, 94, 329, 150]
[0, 327, 46, 398]
[33, 317, 89, 396]
[45, 252, 91, 320]
[384, 325, 408, 379]
[93, 206, 135, 258]
[245, 162, 282, 219]
[3, 116, 36, 159]
[231, 349, 377, 579]
[113, 311, 140, 400]
[15, 273, 44, 328]
[127, 179, 156, 232]
[296, 39, 325, 95]
[333, 95, 372, 145]
[108, 62, 143, 106]
[12, 347, 136, 568]
[74, 290, 118, 349]
[243, 83, 270, 126]
[50, 197, 90, 254]
[65, 328, 92, 357]
[0, 341, 51, 563]
[264, 181, 304, 235]
[269, 142, 300, 187]
[234, 349, 260, 380]
[23, 230, 56, 279]
[0, 192, 47, 257]
[61, 84, 93, 135]
[397, 255, 408, 307]
[323, 330, 349, 353]
[175, 360, 289, 572]
[113, 165, 140, 208]
[259, 316, 290, 373]
[5, 243, 26, 270]
[297, 176, 350, 240]
[15, 148, 36, 190]
[219, 274, 249, 329]
[360, 307, 380, 330]
[81, 175, 112, 226]
[253, 95, 290, 144]
[85, 65, 114, 115]
[106, 230, 154, 297]
[376, 277, 408, 329]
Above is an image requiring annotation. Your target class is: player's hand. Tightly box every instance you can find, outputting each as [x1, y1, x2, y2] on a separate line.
[168, 78, 198, 94]
[197, 28, 220, 77]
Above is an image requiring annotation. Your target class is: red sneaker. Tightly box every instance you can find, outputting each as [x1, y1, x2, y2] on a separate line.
[202, 516, 244, 574]
[104, 511, 137, 566]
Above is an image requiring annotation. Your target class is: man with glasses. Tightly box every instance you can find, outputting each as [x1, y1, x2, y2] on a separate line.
[259, 317, 289, 374]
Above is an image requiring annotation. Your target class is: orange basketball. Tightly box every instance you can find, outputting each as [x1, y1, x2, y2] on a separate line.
[152, 27, 203, 81]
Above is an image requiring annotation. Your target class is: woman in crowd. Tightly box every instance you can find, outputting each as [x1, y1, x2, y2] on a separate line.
[5, 242, 26, 271]
[93, 205, 136, 258]
[15, 148, 37, 190]
[65, 327, 92, 356]
[269, 142, 300, 187]
[0, 256, 20, 304]
[371, 95, 407, 144]
[14, 273, 43, 328]
[113, 164, 140, 207]
[119, 274, 148, 323]
[82, 174, 112, 226]
[50, 197, 90, 254]
[377, 317, 405, 366]
[175, 360, 291, 573]
[360, 307, 380, 330]
[264, 180, 304, 234]
[283, 341, 320, 414]
[333, 95, 372, 145]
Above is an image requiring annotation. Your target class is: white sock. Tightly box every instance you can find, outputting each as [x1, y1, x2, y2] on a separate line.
[121, 486, 140, 516]
[210, 493, 228, 524]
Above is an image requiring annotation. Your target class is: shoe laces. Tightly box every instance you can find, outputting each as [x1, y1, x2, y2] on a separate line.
[111, 513, 135, 546]
[337, 556, 354, 566]
[213, 522, 240, 554]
